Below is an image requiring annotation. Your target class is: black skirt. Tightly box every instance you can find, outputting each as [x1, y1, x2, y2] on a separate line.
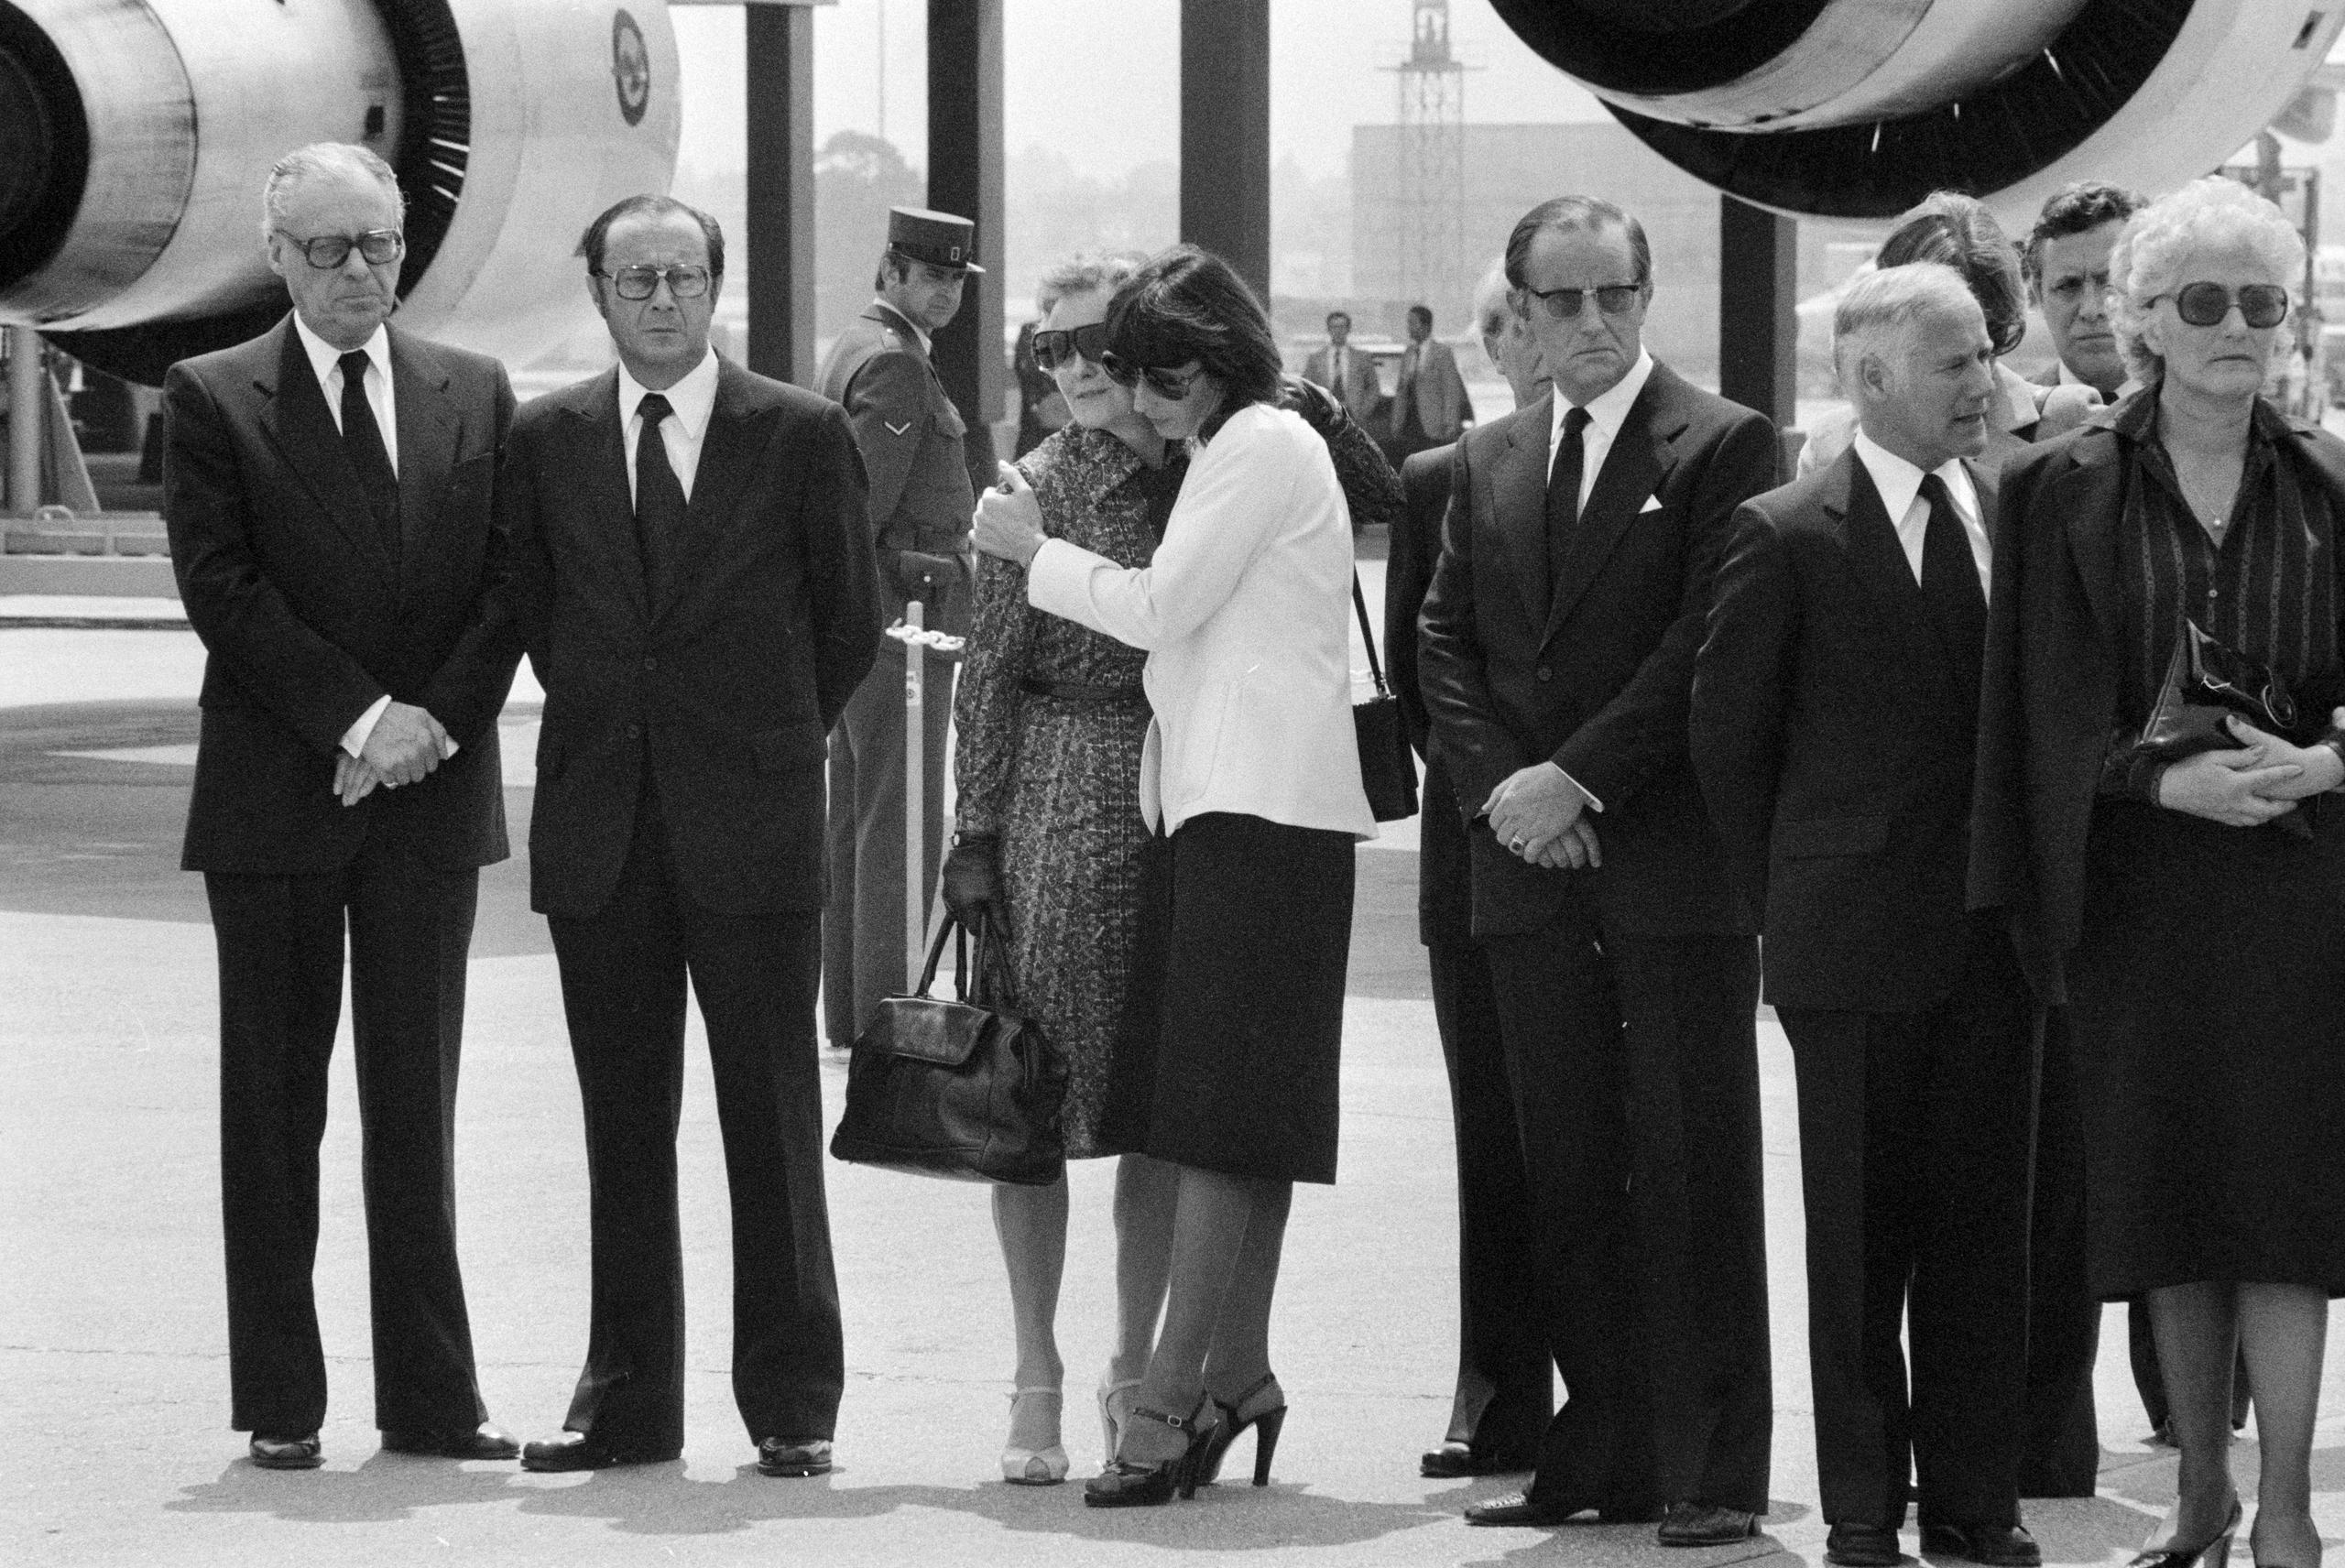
[2067, 798, 2345, 1299]
[1100, 812, 1356, 1183]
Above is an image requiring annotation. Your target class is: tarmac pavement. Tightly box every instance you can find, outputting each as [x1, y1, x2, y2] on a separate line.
[4, 586, 2340, 1566]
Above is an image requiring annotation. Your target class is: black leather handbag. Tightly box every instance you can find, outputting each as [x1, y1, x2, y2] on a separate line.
[2139, 618, 2313, 838]
[1353, 572, 1421, 822]
[830, 912, 1066, 1185]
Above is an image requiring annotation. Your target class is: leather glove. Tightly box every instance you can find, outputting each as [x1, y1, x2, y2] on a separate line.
[941, 833, 1003, 926]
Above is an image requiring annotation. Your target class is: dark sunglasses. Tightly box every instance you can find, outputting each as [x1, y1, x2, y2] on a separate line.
[1098, 353, 1203, 399]
[597, 264, 712, 300]
[2162, 281, 2290, 329]
[1524, 282, 1643, 321]
[1032, 323, 1110, 372]
[277, 228, 403, 269]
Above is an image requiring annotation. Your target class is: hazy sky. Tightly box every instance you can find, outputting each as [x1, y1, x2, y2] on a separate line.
[670, 0, 1613, 180]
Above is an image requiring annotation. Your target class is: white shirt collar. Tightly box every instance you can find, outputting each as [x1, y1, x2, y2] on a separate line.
[871, 298, 929, 354]
[617, 348, 719, 439]
[292, 314, 390, 393]
[1553, 348, 1655, 453]
[1850, 426, 1978, 531]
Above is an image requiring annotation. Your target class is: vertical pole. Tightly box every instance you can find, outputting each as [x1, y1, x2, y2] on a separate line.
[7, 327, 44, 514]
[1718, 194, 1797, 437]
[1180, 0, 1272, 303]
[902, 604, 926, 990]
[927, 0, 1004, 467]
[746, 4, 818, 387]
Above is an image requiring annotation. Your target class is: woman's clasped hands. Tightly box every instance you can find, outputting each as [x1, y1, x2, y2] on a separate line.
[2156, 707, 2345, 825]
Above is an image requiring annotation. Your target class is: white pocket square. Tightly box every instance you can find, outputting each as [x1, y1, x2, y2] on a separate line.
[1639, 495, 1664, 513]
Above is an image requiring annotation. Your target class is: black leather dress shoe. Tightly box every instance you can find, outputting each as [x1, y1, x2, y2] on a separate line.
[756, 1436, 834, 1477]
[1659, 1501, 1762, 1546]
[1827, 1521, 1905, 1566]
[1422, 1441, 1536, 1478]
[518, 1432, 676, 1473]
[1463, 1491, 1581, 1527]
[381, 1422, 519, 1460]
[249, 1432, 322, 1470]
[1920, 1522, 2040, 1566]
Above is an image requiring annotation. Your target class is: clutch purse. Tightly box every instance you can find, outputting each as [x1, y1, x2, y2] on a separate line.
[1352, 571, 1421, 822]
[830, 911, 1067, 1185]
[2139, 619, 2302, 758]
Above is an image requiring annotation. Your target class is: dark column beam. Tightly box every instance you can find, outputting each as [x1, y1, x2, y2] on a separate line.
[1718, 194, 1797, 436]
[1180, 0, 1271, 302]
[927, 0, 1004, 466]
[745, 4, 817, 387]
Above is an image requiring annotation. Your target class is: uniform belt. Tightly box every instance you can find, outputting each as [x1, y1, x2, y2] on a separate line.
[1020, 678, 1145, 703]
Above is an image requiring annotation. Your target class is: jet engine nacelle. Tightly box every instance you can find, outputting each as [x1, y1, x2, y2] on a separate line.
[0, 0, 682, 385]
[1490, 0, 2345, 227]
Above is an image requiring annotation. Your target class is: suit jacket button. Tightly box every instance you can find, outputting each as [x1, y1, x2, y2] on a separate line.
[1535, 665, 1554, 682]
[643, 656, 657, 670]
[627, 724, 643, 740]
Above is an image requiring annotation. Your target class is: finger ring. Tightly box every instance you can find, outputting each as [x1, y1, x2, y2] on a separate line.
[1509, 835, 1526, 851]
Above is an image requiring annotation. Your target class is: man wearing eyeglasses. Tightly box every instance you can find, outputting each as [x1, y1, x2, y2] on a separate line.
[162, 141, 520, 1471]
[471, 194, 879, 1477]
[1419, 195, 1779, 1544]
[816, 206, 985, 1052]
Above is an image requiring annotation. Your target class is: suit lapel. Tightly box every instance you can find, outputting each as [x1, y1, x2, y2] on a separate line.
[1544, 376, 1669, 646]
[1838, 453, 1944, 675]
[2054, 433, 2127, 646]
[387, 329, 453, 595]
[574, 369, 650, 622]
[255, 319, 394, 579]
[666, 360, 758, 612]
[1491, 397, 1554, 630]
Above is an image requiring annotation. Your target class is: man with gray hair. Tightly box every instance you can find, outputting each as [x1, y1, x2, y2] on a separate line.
[164, 140, 519, 1470]
[1692, 263, 2040, 1568]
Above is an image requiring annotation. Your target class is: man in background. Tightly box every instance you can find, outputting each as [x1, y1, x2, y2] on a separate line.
[1390, 302, 1472, 463]
[2021, 180, 2143, 402]
[1303, 309, 1381, 418]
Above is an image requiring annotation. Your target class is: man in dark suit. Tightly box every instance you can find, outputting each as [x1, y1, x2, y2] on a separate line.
[486, 196, 881, 1476]
[817, 207, 982, 1050]
[1421, 195, 1778, 1544]
[162, 141, 518, 1470]
[1693, 265, 2041, 1568]
[1387, 260, 1551, 1480]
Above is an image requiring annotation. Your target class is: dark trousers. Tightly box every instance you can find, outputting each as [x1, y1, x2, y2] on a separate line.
[206, 841, 485, 1437]
[1426, 938, 1550, 1462]
[1778, 920, 2036, 1529]
[1483, 911, 1771, 1516]
[2017, 1007, 2102, 1496]
[548, 797, 844, 1455]
[822, 645, 952, 1045]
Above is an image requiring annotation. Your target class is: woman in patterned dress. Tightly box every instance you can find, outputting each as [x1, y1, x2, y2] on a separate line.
[943, 252, 1187, 1485]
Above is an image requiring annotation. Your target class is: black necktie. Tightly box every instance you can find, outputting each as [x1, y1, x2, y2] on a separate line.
[1917, 471, 1987, 683]
[1545, 406, 1591, 589]
[634, 393, 686, 594]
[336, 349, 399, 556]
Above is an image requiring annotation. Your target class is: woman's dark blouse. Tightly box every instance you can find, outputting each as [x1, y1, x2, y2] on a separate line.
[2099, 390, 2341, 798]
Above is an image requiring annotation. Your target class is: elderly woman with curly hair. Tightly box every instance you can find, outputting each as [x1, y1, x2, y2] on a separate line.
[974, 245, 1375, 1508]
[1973, 177, 2345, 1568]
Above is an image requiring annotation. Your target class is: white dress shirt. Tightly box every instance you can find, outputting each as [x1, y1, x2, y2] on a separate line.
[1850, 428, 1990, 598]
[1549, 348, 1655, 512]
[618, 347, 720, 505]
[293, 314, 398, 475]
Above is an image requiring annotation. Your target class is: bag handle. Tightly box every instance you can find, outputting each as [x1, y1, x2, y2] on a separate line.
[1352, 571, 1391, 699]
[913, 906, 1025, 1011]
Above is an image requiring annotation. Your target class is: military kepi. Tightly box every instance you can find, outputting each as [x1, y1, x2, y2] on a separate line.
[886, 207, 984, 274]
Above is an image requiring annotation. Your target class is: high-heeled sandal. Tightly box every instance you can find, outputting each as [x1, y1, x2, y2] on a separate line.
[1082, 1396, 1217, 1508]
[1096, 1377, 1141, 1467]
[2130, 1498, 2242, 1568]
[1198, 1372, 1287, 1487]
[999, 1387, 1068, 1486]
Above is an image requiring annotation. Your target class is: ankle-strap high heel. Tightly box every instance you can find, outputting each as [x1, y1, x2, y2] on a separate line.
[1199, 1372, 1287, 1487]
[1082, 1396, 1217, 1508]
[1096, 1377, 1141, 1468]
[2130, 1499, 2242, 1568]
[999, 1387, 1068, 1486]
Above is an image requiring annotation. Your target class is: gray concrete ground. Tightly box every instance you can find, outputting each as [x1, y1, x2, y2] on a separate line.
[4, 593, 2341, 1566]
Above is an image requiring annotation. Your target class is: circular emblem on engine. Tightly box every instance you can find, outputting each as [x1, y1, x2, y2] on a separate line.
[612, 10, 650, 126]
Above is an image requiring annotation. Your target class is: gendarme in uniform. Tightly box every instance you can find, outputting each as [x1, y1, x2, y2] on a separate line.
[817, 206, 982, 1048]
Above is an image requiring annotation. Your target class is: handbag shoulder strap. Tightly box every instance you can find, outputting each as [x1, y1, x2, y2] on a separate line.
[1351, 570, 1390, 697]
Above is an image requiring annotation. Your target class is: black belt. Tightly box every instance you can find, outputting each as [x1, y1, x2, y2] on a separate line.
[1020, 678, 1145, 703]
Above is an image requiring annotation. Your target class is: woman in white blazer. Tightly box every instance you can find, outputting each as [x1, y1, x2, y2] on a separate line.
[975, 245, 1372, 1508]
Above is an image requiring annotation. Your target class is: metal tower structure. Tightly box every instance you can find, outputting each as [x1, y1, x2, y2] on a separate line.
[1385, 0, 1468, 315]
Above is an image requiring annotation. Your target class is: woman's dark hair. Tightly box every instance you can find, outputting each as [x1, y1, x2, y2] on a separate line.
[1876, 191, 2026, 357]
[1103, 245, 1284, 437]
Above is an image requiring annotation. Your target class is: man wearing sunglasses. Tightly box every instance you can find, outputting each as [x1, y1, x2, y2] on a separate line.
[816, 206, 985, 1054]
[1420, 194, 1780, 1544]
[162, 141, 521, 1470]
[478, 192, 880, 1477]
